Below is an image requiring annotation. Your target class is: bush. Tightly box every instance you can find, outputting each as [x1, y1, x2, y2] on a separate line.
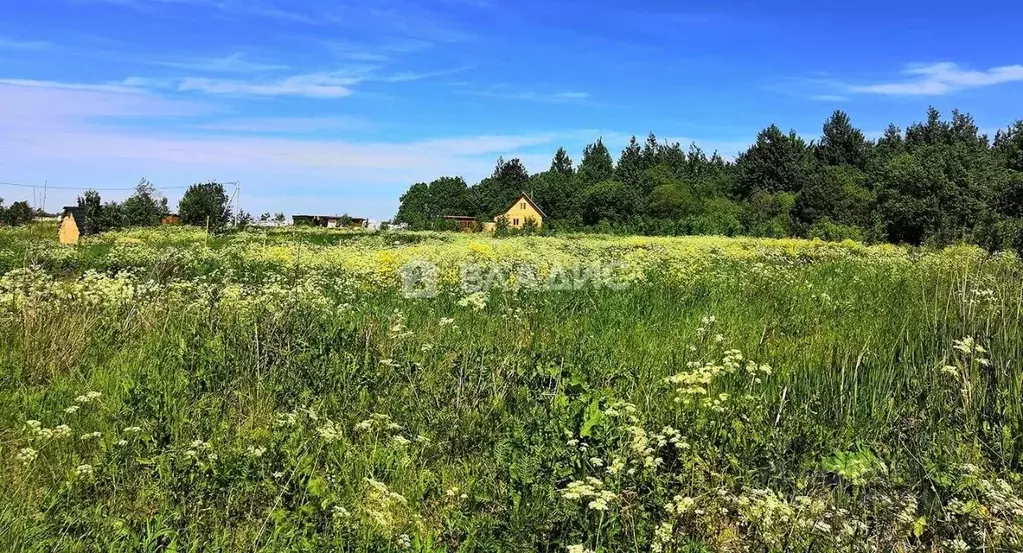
[1, 200, 34, 226]
[807, 218, 865, 242]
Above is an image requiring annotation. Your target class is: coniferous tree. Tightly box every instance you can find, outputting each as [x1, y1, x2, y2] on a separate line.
[816, 110, 870, 169]
[994, 121, 1023, 172]
[577, 138, 614, 188]
[906, 106, 948, 147]
[735, 125, 813, 197]
[615, 136, 645, 190]
[476, 157, 529, 217]
[388, 106, 1023, 247]
[77, 190, 106, 234]
[641, 133, 662, 171]
[550, 147, 574, 175]
[656, 141, 686, 177]
[686, 142, 709, 176]
[532, 148, 578, 219]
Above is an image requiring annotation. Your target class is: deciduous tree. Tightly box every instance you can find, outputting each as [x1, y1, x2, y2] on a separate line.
[179, 182, 231, 230]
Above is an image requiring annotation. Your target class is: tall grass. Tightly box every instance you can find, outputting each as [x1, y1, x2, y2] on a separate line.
[0, 226, 1021, 551]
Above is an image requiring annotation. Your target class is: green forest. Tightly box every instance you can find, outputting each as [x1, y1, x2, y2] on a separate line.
[394, 108, 1023, 250]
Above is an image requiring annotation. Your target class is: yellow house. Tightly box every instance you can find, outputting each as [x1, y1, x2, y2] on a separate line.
[487, 193, 545, 231]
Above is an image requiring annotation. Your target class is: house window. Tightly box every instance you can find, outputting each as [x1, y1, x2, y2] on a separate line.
[520, 202, 526, 209]
[513, 218, 519, 226]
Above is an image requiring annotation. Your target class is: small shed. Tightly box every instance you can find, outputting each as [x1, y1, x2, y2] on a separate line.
[58, 206, 91, 245]
[443, 215, 478, 232]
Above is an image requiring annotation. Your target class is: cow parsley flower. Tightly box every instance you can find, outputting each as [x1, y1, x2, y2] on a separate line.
[16, 447, 38, 465]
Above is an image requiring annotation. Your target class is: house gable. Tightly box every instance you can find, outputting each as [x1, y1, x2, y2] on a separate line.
[497, 193, 545, 228]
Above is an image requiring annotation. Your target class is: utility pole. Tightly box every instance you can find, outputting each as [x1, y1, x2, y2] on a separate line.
[223, 180, 241, 225]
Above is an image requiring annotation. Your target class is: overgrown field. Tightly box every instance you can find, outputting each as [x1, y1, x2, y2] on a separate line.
[1, 225, 1022, 552]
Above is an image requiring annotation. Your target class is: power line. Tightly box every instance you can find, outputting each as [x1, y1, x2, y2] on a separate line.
[0, 180, 191, 191]
[0, 180, 236, 192]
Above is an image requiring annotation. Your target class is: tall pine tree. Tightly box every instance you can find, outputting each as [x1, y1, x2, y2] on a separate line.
[578, 138, 614, 188]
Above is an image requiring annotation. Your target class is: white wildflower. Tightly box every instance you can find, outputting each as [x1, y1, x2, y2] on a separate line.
[16, 447, 38, 465]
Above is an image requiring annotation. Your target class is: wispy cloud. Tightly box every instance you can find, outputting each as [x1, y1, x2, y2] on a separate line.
[156, 52, 288, 73]
[808, 94, 848, 102]
[0, 80, 211, 123]
[312, 37, 436, 63]
[198, 116, 371, 133]
[0, 79, 572, 201]
[466, 88, 591, 103]
[0, 78, 146, 94]
[0, 36, 52, 50]
[378, 66, 472, 83]
[94, 0, 476, 44]
[173, 63, 463, 97]
[848, 62, 1023, 96]
[3, 59, 464, 101]
[0, 79, 566, 178]
[177, 72, 362, 98]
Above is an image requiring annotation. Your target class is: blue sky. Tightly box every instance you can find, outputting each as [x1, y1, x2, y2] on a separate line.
[1, 0, 1022, 219]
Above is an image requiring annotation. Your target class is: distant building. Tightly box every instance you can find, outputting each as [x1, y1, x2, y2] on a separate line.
[438, 193, 545, 233]
[58, 206, 94, 245]
[161, 214, 181, 225]
[252, 219, 289, 228]
[293, 214, 368, 228]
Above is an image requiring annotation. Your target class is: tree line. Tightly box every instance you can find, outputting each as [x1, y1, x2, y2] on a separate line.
[394, 108, 1023, 251]
[74, 180, 234, 233]
[0, 197, 38, 227]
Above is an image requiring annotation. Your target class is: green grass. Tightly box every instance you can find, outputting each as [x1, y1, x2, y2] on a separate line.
[0, 226, 1021, 551]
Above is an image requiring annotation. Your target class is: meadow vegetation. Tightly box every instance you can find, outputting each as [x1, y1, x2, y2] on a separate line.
[1, 224, 1022, 551]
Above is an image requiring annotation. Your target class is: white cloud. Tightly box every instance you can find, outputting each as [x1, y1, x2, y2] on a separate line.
[466, 88, 592, 103]
[0, 78, 143, 94]
[177, 72, 361, 98]
[849, 62, 1023, 96]
[156, 52, 288, 73]
[0, 80, 209, 121]
[3, 58, 465, 103]
[172, 64, 462, 97]
[378, 66, 471, 83]
[0, 79, 568, 180]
